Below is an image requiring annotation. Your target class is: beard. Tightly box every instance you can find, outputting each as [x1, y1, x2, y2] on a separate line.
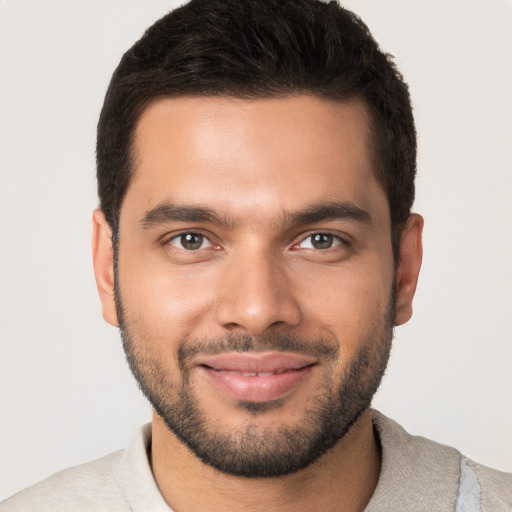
[115, 283, 395, 478]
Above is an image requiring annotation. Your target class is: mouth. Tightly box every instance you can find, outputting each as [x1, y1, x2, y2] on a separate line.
[196, 352, 317, 403]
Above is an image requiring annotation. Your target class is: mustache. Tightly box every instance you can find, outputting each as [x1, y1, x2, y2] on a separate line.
[178, 333, 339, 369]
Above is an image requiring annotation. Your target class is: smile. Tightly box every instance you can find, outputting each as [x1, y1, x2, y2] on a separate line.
[213, 368, 300, 377]
[196, 352, 317, 403]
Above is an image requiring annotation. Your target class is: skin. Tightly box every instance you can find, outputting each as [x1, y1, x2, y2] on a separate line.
[92, 95, 423, 512]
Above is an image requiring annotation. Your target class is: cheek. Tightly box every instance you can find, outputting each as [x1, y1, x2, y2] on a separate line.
[295, 260, 393, 350]
[117, 247, 219, 338]
[117, 234, 395, 350]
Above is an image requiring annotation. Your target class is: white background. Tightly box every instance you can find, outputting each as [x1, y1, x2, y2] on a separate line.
[1, 0, 511, 500]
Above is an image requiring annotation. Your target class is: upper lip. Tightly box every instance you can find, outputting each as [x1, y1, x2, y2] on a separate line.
[197, 352, 317, 373]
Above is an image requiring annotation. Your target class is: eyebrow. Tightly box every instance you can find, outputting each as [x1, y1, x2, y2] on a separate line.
[285, 201, 371, 227]
[140, 199, 371, 230]
[140, 202, 235, 230]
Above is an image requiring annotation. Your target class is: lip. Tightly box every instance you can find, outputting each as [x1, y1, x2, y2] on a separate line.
[196, 352, 317, 403]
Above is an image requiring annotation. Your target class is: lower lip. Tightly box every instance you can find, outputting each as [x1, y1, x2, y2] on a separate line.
[199, 365, 314, 403]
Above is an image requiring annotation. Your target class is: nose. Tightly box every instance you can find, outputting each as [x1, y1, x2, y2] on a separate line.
[215, 249, 302, 336]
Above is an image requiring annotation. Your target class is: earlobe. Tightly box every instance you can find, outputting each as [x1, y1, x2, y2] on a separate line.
[394, 213, 424, 326]
[91, 209, 119, 327]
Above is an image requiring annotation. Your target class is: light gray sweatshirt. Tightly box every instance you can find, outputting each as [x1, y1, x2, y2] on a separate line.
[2, 411, 511, 511]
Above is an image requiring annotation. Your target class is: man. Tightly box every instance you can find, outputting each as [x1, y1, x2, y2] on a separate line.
[2, 0, 511, 510]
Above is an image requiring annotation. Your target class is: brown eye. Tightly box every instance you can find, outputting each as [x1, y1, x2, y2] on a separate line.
[168, 232, 211, 250]
[298, 233, 343, 250]
[312, 234, 333, 249]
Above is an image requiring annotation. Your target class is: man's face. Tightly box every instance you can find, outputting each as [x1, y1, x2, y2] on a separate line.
[106, 95, 401, 476]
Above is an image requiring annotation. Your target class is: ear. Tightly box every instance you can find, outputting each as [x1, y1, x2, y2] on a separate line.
[394, 213, 424, 326]
[92, 209, 119, 327]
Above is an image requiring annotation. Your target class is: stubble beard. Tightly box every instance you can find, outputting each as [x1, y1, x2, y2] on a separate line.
[115, 284, 395, 478]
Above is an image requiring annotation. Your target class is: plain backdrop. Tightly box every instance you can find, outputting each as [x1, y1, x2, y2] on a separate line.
[1, 0, 511, 500]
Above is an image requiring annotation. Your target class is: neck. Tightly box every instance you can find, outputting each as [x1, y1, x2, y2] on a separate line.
[151, 408, 380, 512]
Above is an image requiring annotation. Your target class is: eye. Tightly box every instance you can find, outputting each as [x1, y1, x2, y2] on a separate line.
[167, 232, 212, 251]
[297, 233, 344, 250]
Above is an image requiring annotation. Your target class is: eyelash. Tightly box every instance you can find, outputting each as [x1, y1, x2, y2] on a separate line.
[163, 231, 349, 252]
[293, 232, 348, 251]
[165, 232, 215, 251]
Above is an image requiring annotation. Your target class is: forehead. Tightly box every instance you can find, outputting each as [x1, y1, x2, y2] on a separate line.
[125, 95, 388, 227]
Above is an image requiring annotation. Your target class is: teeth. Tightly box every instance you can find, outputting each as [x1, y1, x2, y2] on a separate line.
[239, 371, 277, 377]
[213, 369, 300, 376]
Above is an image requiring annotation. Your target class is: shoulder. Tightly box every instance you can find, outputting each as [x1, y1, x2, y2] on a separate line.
[462, 457, 512, 512]
[369, 410, 512, 512]
[0, 450, 129, 512]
